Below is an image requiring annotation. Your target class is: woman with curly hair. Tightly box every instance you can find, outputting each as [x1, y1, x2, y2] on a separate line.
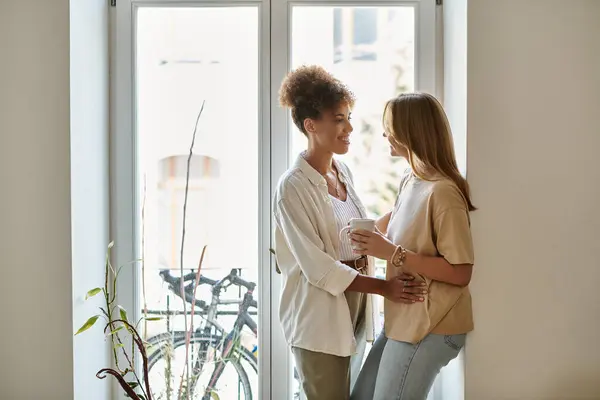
[272, 66, 427, 400]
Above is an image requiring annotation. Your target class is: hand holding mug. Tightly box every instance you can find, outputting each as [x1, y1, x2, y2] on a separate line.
[350, 228, 397, 261]
[339, 218, 376, 251]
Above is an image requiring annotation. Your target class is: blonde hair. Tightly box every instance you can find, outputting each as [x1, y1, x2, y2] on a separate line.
[383, 92, 476, 211]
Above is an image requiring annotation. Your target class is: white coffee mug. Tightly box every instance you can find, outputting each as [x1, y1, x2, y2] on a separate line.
[339, 218, 376, 248]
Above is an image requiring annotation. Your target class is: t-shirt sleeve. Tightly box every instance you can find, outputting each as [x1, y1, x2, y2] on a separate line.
[433, 207, 475, 265]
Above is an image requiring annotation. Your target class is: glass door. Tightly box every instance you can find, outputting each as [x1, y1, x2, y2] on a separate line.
[112, 0, 437, 398]
[112, 1, 272, 399]
[270, 1, 437, 398]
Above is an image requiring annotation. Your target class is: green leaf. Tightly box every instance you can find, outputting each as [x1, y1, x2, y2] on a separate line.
[211, 393, 221, 400]
[115, 343, 124, 348]
[144, 317, 163, 321]
[85, 287, 102, 300]
[127, 381, 139, 389]
[118, 305, 128, 322]
[109, 326, 124, 335]
[74, 315, 100, 335]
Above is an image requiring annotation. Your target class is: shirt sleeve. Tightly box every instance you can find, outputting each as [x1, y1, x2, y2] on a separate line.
[434, 207, 475, 265]
[274, 193, 358, 297]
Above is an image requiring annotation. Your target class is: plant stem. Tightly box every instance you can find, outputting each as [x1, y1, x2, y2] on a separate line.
[99, 319, 152, 400]
[105, 245, 140, 383]
[105, 250, 121, 373]
[181, 246, 207, 397]
[178, 101, 205, 400]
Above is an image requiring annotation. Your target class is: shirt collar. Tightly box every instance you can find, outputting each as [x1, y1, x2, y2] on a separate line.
[294, 152, 350, 188]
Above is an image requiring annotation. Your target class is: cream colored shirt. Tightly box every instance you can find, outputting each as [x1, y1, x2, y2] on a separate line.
[273, 155, 378, 357]
[385, 170, 475, 343]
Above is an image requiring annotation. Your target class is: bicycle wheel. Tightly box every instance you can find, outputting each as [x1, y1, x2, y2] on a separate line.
[148, 331, 258, 372]
[148, 332, 253, 400]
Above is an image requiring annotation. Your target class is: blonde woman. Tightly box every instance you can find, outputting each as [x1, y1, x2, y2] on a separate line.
[273, 67, 426, 400]
[349, 92, 476, 400]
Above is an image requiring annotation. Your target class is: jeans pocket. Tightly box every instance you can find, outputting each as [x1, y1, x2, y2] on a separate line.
[443, 334, 466, 352]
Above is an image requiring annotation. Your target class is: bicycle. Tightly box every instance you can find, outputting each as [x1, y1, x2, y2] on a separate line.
[146, 268, 258, 400]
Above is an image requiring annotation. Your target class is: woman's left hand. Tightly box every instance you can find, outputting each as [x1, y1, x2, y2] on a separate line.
[350, 228, 397, 261]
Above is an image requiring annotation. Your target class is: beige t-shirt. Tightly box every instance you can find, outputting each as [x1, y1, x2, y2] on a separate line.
[385, 170, 475, 343]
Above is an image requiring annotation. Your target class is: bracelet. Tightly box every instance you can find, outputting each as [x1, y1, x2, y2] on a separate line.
[390, 245, 407, 267]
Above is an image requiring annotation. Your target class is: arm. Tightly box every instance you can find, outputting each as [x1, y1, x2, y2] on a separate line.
[412, 206, 474, 286]
[348, 234, 472, 286]
[347, 274, 387, 295]
[346, 273, 426, 303]
[350, 208, 474, 287]
[399, 253, 472, 287]
[275, 195, 357, 297]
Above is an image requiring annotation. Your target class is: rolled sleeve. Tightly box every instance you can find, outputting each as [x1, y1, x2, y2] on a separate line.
[275, 196, 358, 296]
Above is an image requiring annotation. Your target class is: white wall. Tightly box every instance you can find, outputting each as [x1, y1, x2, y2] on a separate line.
[464, 0, 600, 398]
[0, 1, 110, 399]
[0, 1, 74, 399]
[70, 0, 111, 398]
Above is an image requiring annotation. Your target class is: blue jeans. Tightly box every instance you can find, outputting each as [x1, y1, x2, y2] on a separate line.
[350, 332, 465, 400]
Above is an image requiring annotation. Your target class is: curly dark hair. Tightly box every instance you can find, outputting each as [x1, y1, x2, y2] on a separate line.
[278, 65, 355, 135]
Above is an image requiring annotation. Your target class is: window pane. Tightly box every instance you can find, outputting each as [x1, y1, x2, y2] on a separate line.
[290, 6, 414, 398]
[292, 5, 414, 216]
[136, 7, 259, 399]
[353, 8, 377, 45]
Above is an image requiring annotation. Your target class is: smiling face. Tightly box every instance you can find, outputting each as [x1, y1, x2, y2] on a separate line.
[383, 130, 408, 158]
[304, 102, 353, 155]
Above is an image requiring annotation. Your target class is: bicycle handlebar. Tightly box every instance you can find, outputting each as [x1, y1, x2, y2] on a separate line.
[228, 269, 257, 292]
[158, 268, 257, 307]
[174, 270, 218, 287]
[158, 270, 208, 309]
